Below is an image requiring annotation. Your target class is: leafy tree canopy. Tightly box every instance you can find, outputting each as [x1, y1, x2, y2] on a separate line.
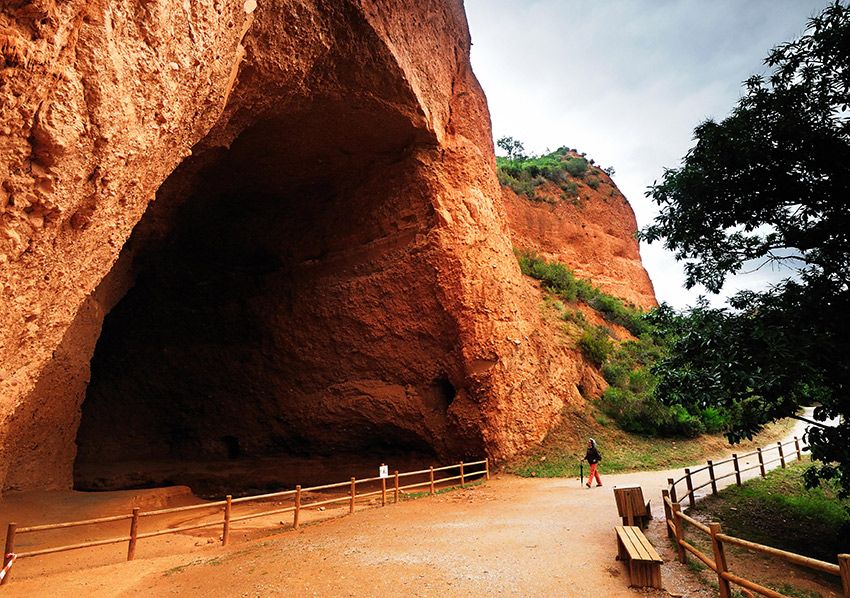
[639, 2, 850, 495]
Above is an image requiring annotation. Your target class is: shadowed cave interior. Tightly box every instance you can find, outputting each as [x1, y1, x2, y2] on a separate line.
[72, 101, 470, 498]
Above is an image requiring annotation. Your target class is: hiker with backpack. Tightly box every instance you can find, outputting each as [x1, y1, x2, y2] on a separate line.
[583, 438, 603, 488]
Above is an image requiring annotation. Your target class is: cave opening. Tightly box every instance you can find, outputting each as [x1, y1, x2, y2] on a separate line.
[72, 101, 464, 497]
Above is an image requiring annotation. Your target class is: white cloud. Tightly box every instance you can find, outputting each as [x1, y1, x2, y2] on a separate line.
[466, 0, 827, 308]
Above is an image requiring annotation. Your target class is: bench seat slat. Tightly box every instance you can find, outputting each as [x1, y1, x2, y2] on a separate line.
[633, 530, 662, 561]
[624, 526, 654, 561]
[615, 526, 662, 562]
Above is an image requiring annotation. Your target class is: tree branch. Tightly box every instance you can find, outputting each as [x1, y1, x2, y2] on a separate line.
[789, 413, 829, 429]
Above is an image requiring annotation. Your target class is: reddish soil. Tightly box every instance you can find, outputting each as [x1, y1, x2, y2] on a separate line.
[503, 173, 657, 310]
[1, 425, 824, 597]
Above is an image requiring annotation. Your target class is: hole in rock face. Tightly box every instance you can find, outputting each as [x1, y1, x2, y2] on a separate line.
[221, 436, 242, 460]
[73, 101, 466, 497]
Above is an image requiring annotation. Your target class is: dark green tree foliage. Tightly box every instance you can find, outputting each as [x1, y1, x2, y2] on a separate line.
[640, 2, 850, 494]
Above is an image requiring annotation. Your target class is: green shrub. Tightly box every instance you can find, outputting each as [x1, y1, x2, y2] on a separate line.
[700, 406, 730, 433]
[496, 144, 594, 202]
[560, 180, 579, 197]
[517, 252, 649, 336]
[601, 362, 629, 387]
[518, 254, 578, 300]
[586, 175, 601, 190]
[579, 326, 613, 367]
[599, 387, 668, 436]
[562, 309, 587, 326]
[628, 368, 654, 394]
[563, 157, 589, 176]
[661, 404, 705, 437]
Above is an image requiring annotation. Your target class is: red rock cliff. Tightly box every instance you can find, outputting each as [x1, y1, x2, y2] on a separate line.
[0, 0, 654, 494]
[503, 167, 657, 310]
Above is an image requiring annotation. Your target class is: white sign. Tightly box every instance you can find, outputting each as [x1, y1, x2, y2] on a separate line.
[379, 465, 389, 478]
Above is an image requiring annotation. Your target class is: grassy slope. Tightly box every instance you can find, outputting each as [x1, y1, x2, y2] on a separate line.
[511, 285, 795, 479]
[509, 405, 795, 479]
[689, 459, 850, 563]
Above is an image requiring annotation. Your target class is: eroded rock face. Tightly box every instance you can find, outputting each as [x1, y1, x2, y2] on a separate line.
[0, 0, 654, 494]
[502, 174, 657, 310]
[1, 0, 577, 493]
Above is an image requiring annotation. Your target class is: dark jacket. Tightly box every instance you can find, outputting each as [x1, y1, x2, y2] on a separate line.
[585, 446, 601, 464]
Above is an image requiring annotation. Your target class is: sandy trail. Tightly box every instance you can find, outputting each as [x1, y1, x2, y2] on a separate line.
[1, 420, 812, 597]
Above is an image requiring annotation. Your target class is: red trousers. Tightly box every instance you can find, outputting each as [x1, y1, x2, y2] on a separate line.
[587, 463, 602, 486]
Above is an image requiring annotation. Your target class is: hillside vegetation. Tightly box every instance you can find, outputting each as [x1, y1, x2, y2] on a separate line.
[496, 142, 611, 203]
[518, 252, 730, 439]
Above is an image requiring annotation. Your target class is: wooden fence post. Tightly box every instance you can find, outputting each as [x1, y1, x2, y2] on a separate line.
[707, 460, 718, 495]
[671, 503, 687, 564]
[460, 461, 465, 488]
[732, 454, 741, 486]
[293, 486, 301, 530]
[429, 466, 435, 496]
[778, 442, 786, 468]
[349, 477, 356, 514]
[684, 468, 695, 507]
[222, 495, 232, 545]
[381, 476, 387, 507]
[127, 507, 140, 561]
[2, 523, 16, 586]
[838, 554, 850, 597]
[757, 448, 766, 477]
[394, 471, 399, 503]
[709, 522, 732, 598]
[794, 436, 802, 460]
[661, 489, 674, 540]
[668, 478, 678, 504]
[485, 458, 490, 481]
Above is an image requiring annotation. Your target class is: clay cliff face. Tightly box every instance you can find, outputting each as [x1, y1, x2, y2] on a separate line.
[0, 0, 654, 494]
[502, 171, 657, 310]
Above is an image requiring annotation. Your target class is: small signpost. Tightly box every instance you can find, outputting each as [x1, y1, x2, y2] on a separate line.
[379, 464, 389, 478]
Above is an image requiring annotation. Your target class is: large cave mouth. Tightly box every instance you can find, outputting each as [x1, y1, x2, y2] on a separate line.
[73, 101, 465, 497]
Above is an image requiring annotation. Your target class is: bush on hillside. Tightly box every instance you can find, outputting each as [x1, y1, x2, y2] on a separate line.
[495, 143, 593, 202]
[579, 326, 614, 367]
[516, 251, 727, 438]
[563, 156, 589, 176]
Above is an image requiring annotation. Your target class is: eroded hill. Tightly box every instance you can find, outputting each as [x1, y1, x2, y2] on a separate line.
[0, 0, 655, 495]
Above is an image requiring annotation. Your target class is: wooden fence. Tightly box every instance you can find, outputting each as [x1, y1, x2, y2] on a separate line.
[666, 437, 805, 508]
[661, 439, 850, 597]
[1, 459, 489, 586]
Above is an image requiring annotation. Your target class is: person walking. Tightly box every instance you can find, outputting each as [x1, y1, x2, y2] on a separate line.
[584, 438, 602, 488]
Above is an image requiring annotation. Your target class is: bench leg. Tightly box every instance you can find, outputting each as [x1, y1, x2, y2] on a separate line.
[630, 561, 662, 589]
[616, 534, 628, 561]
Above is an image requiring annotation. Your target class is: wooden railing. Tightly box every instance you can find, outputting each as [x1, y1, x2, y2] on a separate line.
[661, 441, 850, 597]
[1, 459, 489, 585]
[666, 437, 805, 507]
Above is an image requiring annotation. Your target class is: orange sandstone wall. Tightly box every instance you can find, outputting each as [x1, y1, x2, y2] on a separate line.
[502, 172, 657, 310]
[0, 0, 576, 492]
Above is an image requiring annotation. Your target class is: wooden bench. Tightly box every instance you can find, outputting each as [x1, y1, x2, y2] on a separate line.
[613, 485, 652, 529]
[615, 525, 663, 589]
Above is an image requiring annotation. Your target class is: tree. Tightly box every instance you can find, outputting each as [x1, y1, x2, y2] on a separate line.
[496, 136, 527, 161]
[639, 2, 850, 495]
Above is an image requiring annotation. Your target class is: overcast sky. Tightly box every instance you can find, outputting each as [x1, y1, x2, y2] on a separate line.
[465, 0, 829, 308]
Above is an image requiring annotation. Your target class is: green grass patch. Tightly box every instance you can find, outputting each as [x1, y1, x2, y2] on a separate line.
[689, 459, 850, 563]
[509, 407, 795, 479]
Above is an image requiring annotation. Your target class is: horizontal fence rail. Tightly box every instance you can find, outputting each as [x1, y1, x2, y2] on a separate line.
[668, 438, 806, 508]
[1, 458, 490, 585]
[661, 438, 850, 597]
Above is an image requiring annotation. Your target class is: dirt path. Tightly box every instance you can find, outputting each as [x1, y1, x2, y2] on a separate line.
[1, 421, 812, 597]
